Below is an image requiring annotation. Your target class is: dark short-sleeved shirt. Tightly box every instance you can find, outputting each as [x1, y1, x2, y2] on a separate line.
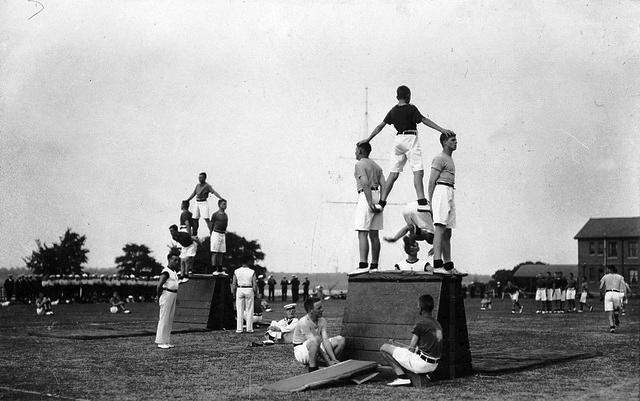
[566, 277, 577, 289]
[172, 231, 193, 247]
[180, 210, 193, 226]
[504, 285, 518, 295]
[553, 277, 564, 290]
[412, 316, 442, 358]
[194, 183, 215, 201]
[536, 277, 546, 288]
[383, 104, 424, 133]
[211, 211, 228, 233]
[545, 277, 554, 289]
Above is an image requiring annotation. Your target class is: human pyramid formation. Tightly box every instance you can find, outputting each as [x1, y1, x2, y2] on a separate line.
[168, 172, 228, 284]
[153, 86, 456, 387]
[350, 85, 466, 277]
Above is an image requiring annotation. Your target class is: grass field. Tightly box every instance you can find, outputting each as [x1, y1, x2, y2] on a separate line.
[0, 296, 638, 401]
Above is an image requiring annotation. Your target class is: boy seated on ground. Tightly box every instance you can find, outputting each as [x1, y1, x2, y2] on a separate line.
[110, 291, 131, 314]
[36, 292, 54, 315]
[379, 294, 442, 386]
[291, 297, 345, 372]
[265, 303, 299, 343]
[480, 293, 492, 310]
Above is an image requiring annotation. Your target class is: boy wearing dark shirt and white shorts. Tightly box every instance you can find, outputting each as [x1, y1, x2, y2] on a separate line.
[379, 294, 443, 386]
[358, 86, 455, 211]
[210, 199, 228, 276]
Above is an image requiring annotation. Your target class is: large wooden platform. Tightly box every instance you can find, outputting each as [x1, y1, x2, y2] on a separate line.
[264, 359, 378, 392]
[341, 271, 472, 381]
[174, 274, 235, 330]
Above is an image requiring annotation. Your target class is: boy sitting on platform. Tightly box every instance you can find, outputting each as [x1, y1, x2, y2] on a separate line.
[379, 294, 442, 386]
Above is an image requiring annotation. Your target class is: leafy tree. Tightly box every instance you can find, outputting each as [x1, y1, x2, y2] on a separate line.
[115, 243, 163, 277]
[24, 229, 89, 276]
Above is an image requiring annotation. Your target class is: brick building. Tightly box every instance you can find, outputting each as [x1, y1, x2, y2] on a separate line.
[574, 217, 640, 291]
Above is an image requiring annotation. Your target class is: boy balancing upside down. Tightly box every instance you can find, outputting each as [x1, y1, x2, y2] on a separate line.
[380, 294, 442, 386]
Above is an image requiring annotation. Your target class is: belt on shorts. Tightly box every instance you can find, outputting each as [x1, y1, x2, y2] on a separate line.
[213, 230, 226, 234]
[163, 288, 177, 293]
[293, 343, 304, 347]
[238, 285, 253, 288]
[196, 199, 208, 202]
[397, 130, 417, 135]
[416, 351, 439, 364]
[606, 289, 620, 292]
[436, 182, 455, 189]
[357, 187, 379, 193]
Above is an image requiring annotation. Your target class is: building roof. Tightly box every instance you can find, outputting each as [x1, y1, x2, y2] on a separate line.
[513, 264, 578, 278]
[574, 217, 640, 239]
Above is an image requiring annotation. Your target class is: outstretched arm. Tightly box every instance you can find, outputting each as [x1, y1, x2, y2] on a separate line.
[185, 188, 197, 202]
[383, 224, 411, 243]
[357, 122, 386, 145]
[207, 184, 223, 200]
[421, 117, 454, 135]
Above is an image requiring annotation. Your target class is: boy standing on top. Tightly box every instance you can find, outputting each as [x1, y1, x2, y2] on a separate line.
[185, 172, 224, 236]
[358, 85, 455, 212]
[427, 132, 465, 276]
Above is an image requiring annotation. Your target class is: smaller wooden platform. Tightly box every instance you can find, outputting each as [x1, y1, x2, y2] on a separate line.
[264, 359, 378, 392]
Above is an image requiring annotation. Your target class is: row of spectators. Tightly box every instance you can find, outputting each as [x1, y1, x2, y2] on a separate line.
[2, 274, 163, 305]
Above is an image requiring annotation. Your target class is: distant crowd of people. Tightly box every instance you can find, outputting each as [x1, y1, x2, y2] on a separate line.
[262, 275, 312, 303]
[2, 274, 163, 306]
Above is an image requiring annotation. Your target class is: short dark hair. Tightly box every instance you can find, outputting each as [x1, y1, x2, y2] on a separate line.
[199, 172, 207, 178]
[169, 224, 178, 231]
[356, 141, 372, 156]
[607, 265, 617, 273]
[218, 199, 227, 206]
[419, 294, 435, 313]
[167, 250, 179, 261]
[403, 236, 415, 254]
[396, 85, 411, 100]
[181, 200, 189, 209]
[304, 297, 321, 312]
[439, 131, 456, 146]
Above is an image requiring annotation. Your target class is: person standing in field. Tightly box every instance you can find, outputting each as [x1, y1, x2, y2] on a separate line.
[210, 199, 229, 276]
[599, 265, 624, 333]
[155, 252, 180, 349]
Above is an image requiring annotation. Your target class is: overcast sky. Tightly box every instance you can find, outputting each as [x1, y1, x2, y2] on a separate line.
[1, 0, 639, 275]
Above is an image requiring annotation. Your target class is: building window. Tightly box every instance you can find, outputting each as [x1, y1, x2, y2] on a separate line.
[588, 242, 595, 255]
[597, 241, 604, 255]
[630, 270, 638, 284]
[608, 241, 618, 258]
[629, 241, 638, 258]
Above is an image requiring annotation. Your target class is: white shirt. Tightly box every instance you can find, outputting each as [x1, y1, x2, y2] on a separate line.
[234, 266, 254, 287]
[161, 267, 179, 291]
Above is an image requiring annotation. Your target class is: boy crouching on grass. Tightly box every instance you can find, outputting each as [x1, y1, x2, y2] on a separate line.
[379, 294, 442, 387]
[480, 293, 492, 310]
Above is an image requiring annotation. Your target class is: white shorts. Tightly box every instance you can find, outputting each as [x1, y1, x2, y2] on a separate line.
[565, 288, 576, 300]
[354, 190, 383, 231]
[179, 241, 198, 259]
[210, 231, 226, 253]
[431, 185, 455, 228]
[192, 201, 209, 219]
[535, 288, 547, 302]
[390, 346, 438, 375]
[603, 291, 622, 312]
[389, 134, 423, 173]
[509, 292, 520, 302]
[402, 202, 434, 234]
[552, 289, 562, 301]
[546, 289, 553, 301]
[579, 292, 588, 303]
[293, 336, 341, 364]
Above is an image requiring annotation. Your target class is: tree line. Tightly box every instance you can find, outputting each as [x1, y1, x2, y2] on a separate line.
[23, 228, 265, 277]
